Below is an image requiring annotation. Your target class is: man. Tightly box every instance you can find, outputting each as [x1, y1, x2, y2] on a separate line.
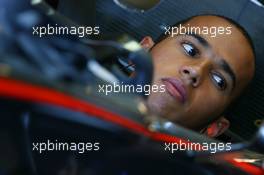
[139, 15, 255, 137]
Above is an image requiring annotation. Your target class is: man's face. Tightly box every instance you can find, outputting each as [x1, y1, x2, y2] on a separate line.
[146, 16, 255, 130]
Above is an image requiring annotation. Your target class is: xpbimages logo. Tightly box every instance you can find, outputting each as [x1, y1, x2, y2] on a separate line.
[98, 82, 166, 96]
[32, 140, 100, 154]
[32, 24, 100, 38]
[164, 24, 232, 38]
[164, 140, 231, 154]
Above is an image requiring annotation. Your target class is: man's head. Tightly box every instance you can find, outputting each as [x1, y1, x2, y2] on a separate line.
[140, 15, 255, 137]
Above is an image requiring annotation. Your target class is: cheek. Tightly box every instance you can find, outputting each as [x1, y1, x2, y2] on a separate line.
[151, 41, 184, 67]
[151, 52, 172, 72]
[151, 51, 185, 79]
[188, 82, 228, 122]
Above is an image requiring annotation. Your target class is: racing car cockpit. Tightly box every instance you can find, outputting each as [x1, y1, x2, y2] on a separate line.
[0, 0, 263, 175]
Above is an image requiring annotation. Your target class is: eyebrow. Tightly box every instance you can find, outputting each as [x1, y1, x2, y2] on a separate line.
[185, 32, 210, 47]
[184, 32, 236, 90]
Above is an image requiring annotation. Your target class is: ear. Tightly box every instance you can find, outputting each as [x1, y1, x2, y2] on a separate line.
[205, 117, 230, 138]
[140, 36, 155, 51]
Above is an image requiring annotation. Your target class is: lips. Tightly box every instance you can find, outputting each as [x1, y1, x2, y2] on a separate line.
[161, 78, 187, 103]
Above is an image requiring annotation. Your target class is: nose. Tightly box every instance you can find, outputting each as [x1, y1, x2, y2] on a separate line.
[179, 61, 210, 87]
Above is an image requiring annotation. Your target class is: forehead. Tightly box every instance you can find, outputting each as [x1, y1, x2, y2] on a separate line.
[182, 16, 255, 95]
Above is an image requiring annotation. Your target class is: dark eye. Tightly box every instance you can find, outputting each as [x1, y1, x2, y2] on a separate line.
[211, 72, 227, 90]
[182, 43, 199, 57]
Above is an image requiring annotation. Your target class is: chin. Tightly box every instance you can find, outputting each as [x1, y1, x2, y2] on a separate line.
[147, 93, 182, 121]
[146, 97, 164, 116]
